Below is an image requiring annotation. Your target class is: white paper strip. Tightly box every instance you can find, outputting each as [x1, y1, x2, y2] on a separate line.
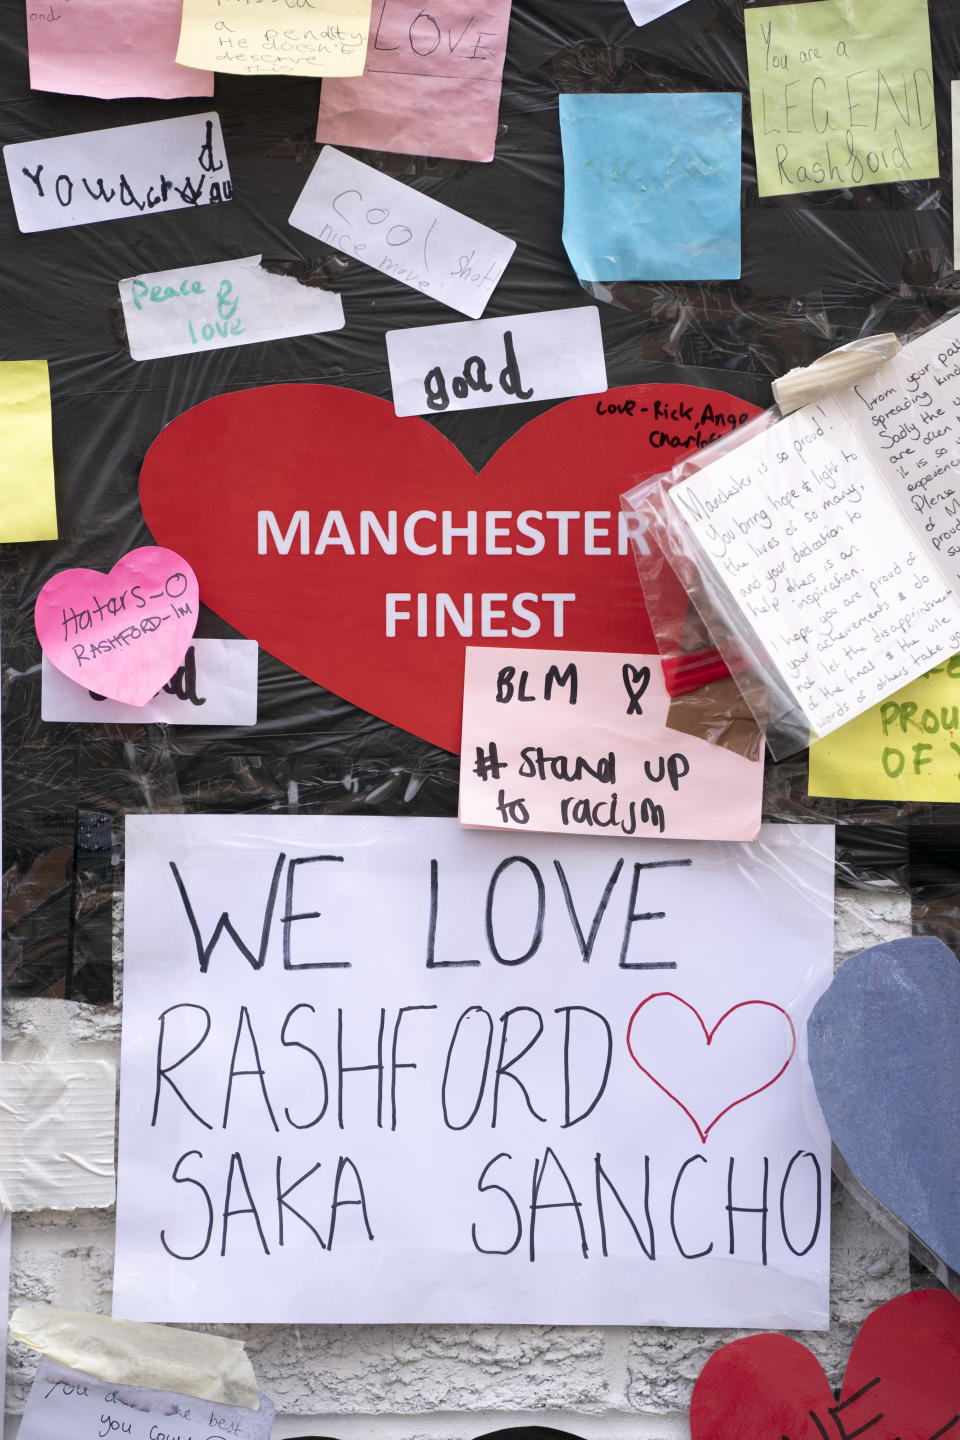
[289, 146, 515, 318]
[387, 307, 607, 416]
[120, 255, 344, 361]
[3, 113, 231, 233]
[42, 640, 258, 724]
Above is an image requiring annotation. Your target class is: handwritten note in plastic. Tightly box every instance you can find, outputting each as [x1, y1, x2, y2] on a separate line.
[386, 308, 606, 416]
[119, 255, 344, 361]
[18, 1358, 274, 1440]
[459, 648, 763, 840]
[0, 361, 57, 542]
[316, 0, 512, 162]
[27, 0, 212, 99]
[745, 0, 938, 197]
[289, 147, 515, 317]
[666, 313, 960, 738]
[177, 0, 370, 76]
[3, 114, 231, 233]
[35, 548, 199, 707]
[668, 398, 960, 737]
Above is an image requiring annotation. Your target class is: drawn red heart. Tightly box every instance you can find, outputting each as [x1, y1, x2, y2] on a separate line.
[139, 383, 760, 751]
[690, 1289, 960, 1440]
[626, 993, 796, 1143]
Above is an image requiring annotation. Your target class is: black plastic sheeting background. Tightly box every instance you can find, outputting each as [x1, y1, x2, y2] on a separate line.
[3, 0, 960, 1002]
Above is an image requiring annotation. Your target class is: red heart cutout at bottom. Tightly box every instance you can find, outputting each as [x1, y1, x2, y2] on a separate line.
[691, 1290, 960, 1440]
[139, 382, 760, 750]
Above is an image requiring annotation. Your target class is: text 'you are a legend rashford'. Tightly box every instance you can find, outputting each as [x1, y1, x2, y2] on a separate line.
[114, 816, 833, 1328]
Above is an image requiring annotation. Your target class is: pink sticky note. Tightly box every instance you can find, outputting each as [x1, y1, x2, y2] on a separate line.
[316, 0, 511, 163]
[27, 0, 213, 100]
[35, 547, 200, 707]
[459, 648, 764, 841]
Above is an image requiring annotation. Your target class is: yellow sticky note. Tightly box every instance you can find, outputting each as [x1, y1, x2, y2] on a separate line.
[809, 656, 960, 800]
[0, 361, 58, 543]
[176, 0, 370, 76]
[745, 0, 939, 197]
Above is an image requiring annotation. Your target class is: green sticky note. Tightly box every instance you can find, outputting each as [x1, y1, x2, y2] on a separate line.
[745, 0, 939, 197]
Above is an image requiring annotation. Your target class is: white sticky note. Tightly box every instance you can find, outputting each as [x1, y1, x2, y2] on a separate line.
[119, 255, 344, 361]
[42, 640, 258, 724]
[19, 1358, 274, 1440]
[289, 146, 515, 318]
[386, 306, 607, 416]
[0, 1061, 115, 1211]
[3, 113, 231, 233]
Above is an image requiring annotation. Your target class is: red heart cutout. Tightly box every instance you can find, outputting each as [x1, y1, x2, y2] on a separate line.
[626, 993, 796, 1143]
[690, 1289, 960, 1440]
[139, 383, 759, 751]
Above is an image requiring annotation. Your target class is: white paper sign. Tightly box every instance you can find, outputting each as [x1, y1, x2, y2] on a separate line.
[42, 640, 258, 725]
[18, 1358, 274, 1440]
[3, 113, 231, 233]
[119, 255, 344, 361]
[115, 815, 833, 1327]
[289, 146, 515, 318]
[386, 307, 607, 417]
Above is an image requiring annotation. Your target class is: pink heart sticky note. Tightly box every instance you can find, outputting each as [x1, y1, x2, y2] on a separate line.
[35, 547, 199, 707]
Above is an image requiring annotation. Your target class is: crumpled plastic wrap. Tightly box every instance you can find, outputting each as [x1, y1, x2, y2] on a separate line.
[3, 0, 960, 1002]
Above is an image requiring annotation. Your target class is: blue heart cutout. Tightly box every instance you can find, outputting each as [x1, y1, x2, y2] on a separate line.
[808, 935, 960, 1274]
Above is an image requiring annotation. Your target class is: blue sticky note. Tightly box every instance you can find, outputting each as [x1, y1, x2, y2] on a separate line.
[808, 936, 960, 1274]
[558, 93, 742, 282]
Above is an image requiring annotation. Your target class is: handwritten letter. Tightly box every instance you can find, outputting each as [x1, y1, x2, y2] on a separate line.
[289, 147, 515, 317]
[745, 0, 938, 197]
[4, 114, 231, 233]
[177, 0, 371, 76]
[459, 648, 763, 839]
[115, 814, 832, 1326]
[846, 323, 960, 589]
[316, 0, 512, 163]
